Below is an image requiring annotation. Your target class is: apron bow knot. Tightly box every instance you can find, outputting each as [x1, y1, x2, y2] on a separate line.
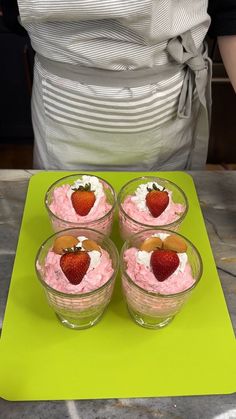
[167, 31, 210, 119]
[167, 32, 206, 72]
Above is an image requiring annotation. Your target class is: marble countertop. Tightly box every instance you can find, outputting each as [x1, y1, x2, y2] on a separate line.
[0, 170, 235, 419]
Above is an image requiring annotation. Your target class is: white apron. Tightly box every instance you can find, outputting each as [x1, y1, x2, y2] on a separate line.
[18, 0, 211, 170]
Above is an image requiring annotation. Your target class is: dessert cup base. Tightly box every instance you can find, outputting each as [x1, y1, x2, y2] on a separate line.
[127, 306, 174, 329]
[56, 311, 104, 330]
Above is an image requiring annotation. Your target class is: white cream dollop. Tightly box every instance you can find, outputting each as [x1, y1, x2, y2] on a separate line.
[136, 250, 151, 268]
[77, 236, 88, 244]
[131, 182, 164, 212]
[176, 252, 188, 274]
[153, 232, 169, 241]
[76, 236, 101, 269]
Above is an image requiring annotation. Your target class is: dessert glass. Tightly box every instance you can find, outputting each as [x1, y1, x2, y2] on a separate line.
[117, 176, 188, 241]
[120, 228, 202, 329]
[35, 227, 119, 329]
[45, 174, 116, 236]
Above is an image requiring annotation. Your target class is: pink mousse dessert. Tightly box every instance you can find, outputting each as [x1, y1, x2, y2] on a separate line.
[36, 229, 119, 329]
[121, 230, 202, 329]
[45, 174, 116, 235]
[118, 177, 188, 240]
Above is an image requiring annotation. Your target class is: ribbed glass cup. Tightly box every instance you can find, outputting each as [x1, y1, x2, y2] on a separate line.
[35, 228, 119, 329]
[45, 174, 116, 236]
[117, 176, 188, 241]
[120, 228, 202, 329]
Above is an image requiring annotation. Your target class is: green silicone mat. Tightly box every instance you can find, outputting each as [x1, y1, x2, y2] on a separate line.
[0, 171, 235, 401]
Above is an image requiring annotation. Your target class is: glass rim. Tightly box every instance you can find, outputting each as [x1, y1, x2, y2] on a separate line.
[117, 176, 189, 228]
[44, 173, 117, 225]
[35, 227, 119, 298]
[120, 227, 203, 298]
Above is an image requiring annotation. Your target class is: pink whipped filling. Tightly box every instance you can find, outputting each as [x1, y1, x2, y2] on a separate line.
[40, 249, 114, 294]
[122, 191, 184, 225]
[124, 248, 195, 295]
[49, 184, 111, 222]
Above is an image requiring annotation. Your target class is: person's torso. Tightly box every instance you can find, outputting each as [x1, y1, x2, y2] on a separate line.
[27, 0, 211, 170]
[20, 0, 210, 70]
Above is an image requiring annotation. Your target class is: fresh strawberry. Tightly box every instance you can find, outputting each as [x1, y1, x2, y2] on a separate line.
[60, 247, 90, 285]
[71, 183, 96, 216]
[145, 184, 169, 217]
[150, 249, 179, 282]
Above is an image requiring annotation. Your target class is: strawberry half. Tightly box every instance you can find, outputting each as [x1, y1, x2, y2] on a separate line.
[71, 183, 96, 216]
[150, 249, 179, 282]
[60, 247, 91, 285]
[145, 184, 169, 217]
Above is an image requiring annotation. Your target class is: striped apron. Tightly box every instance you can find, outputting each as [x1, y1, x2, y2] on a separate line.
[18, 0, 211, 170]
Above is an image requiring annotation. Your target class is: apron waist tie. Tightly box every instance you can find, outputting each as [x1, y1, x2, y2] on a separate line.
[167, 30, 212, 169]
[37, 54, 184, 88]
[167, 31, 211, 119]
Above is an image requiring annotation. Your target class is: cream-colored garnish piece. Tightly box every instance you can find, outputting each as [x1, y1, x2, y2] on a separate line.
[139, 237, 162, 252]
[163, 234, 187, 253]
[53, 235, 79, 255]
[82, 239, 101, 253]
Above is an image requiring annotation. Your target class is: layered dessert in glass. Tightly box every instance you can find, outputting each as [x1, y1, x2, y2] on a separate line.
[118, 177, 188, 240]
[121, 228, 202, 329]
[35, 227, 119, 329]
[45, 174, 116, 235]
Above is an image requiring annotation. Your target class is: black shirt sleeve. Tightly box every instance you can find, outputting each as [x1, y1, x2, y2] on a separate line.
[208, 0, 236, 37]
[1, 0, 27, 35]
